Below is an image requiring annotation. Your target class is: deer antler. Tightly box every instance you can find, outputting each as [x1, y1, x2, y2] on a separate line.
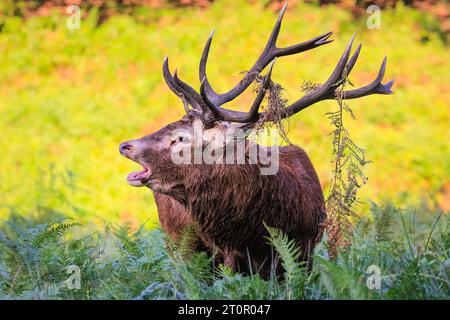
[279, 34, 394, 120]
[163, 1, 394, 125]
[163, 57, 221, 123]
[199, 2, 332, 107]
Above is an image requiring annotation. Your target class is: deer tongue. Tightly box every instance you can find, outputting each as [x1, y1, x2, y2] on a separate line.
[127, 167, 151, 182]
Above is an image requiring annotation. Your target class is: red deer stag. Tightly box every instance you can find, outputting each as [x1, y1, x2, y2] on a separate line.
[119, 3, 393, 276]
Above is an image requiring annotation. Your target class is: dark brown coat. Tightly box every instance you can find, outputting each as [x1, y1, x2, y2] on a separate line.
[154, 144, 326, 275]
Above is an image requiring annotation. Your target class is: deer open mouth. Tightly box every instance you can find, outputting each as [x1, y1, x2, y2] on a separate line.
[127, 165, 152, 187]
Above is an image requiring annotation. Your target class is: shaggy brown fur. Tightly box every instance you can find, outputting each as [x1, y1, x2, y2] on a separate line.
[189, 145, 325, 271]
[153, 139, 326, 276]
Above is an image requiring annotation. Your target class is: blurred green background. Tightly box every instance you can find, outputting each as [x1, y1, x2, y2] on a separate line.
[0, 0, 448, 228]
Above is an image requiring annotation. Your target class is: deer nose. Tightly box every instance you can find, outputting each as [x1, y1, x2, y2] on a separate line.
[119, 142, 133, 155]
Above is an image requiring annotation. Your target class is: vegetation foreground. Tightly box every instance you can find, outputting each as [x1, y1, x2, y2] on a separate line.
[0, 202, 448, 300]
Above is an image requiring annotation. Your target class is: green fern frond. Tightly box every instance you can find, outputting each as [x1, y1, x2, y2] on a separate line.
[111, 224, 144, 258]
[264, 223, 306, 299]
[370, 202, 397, 242]
[0, 232, 12, 251]
[265, 225, 301, 274]
[32, 221, 81, 248]
[176, 225, 198, 260]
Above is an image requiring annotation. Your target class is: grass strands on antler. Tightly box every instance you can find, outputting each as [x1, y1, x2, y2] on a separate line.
[253, 72, 291, 144]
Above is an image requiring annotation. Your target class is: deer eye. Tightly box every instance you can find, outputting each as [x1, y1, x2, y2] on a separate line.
[171, 135, 189, 146]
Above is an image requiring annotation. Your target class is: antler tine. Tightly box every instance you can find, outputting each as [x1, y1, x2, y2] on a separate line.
[343, 57, 394, 99]
[173, 70, 224, 123]
[164, 57, 217, 116]
[262, 1, 288, 55]
[163, 57, 191, 112]
[173, 70, 203, 108]
[163, 57, 183, 98]
[347, 43, 362, 75]
[199, 1, 333, 107]
[198, 29, 215, 103]
[321, 33, 356, 92]
[200, 76, 215, 108]
[279, 35, 393, 119]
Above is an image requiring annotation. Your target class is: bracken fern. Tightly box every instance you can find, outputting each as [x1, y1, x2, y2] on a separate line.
[0, 203, 447, 300]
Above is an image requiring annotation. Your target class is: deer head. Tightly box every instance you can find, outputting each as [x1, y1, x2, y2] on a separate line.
[119, 2, 393, 199]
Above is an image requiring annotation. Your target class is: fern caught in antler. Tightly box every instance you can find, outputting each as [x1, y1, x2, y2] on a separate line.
[323, 68, 371, 258]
